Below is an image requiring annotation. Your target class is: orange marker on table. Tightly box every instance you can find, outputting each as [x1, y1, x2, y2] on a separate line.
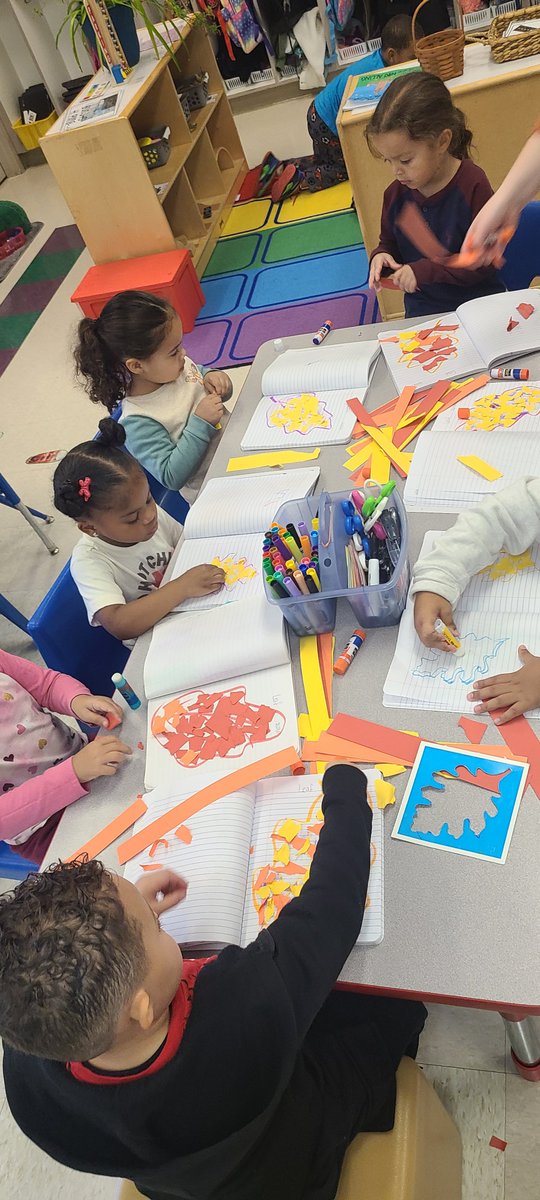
[333, 628, 366, 676]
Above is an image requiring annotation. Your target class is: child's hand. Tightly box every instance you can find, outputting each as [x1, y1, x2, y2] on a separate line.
[203, 369, 232, 399]
[462, 194, 519, 267]
[369, 252, 401, 290]
[467, 645, 540, 724]
[390, 264, 418, 294]
[71, 693, 123, 729]
[178, 563, 225, 599]
[195, 391, 225, 426]
[72, 736, 132, 784]
[135, 868, 188, 914]
[414, 591, 459, 651]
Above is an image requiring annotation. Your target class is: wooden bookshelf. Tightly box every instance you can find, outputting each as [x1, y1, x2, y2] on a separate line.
[42, 23, 247, 276]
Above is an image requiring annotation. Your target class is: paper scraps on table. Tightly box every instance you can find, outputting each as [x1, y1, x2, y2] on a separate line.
[117, 745, 302, 864]
[456, 454, 503, 482]
[489, 1137, 507, 1152]
[489, 711, 540, 801]
[458, 715, 487, 744]
[329, 714, 421, 766]
[375, 779, 396, 809]
[66, 794, 148, 863]
[227, 448, 320, 471]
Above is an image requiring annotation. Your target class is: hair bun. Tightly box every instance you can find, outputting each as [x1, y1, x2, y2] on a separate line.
[98, 417, 126, 448]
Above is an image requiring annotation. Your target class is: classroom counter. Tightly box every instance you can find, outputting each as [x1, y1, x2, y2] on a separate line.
[338, 43, 540, 321]
[45, 321, 540, 1029]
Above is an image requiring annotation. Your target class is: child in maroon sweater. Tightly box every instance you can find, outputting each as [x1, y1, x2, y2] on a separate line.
[1, 765, 426, 1200]
[367, 73, 504, 316]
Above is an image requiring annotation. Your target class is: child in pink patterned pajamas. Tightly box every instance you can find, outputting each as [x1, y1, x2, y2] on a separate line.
[0, 650, 132, 864]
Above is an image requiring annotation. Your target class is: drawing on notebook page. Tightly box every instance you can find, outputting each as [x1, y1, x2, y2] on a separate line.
[478, 549, 537, 583]
[462, 386, 540, 432]
[210, 554, 257, 587]
[151, 687, 286, 769]
[267, 393, 332, 436]
[251, 790, 377, 927]
[412, 633, 508, 687]
[380, 322, 459, 374]
[392, 742, 528, 863]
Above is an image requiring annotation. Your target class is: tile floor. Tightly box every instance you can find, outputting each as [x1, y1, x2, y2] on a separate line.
[0, 133, 539, 1200]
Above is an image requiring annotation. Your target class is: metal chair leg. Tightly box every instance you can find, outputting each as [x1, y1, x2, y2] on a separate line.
[14, 500, 58, 555]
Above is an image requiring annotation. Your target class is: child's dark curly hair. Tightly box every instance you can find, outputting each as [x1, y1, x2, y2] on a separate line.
[53, 417, 143, 520]
[75, 289, 175, 414]
[0, 859, 147, 1061]
[366, 72, 473, 161]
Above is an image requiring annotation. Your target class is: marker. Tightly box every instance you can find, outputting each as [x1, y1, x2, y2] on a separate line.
[313, 318, 333, 345]
[283, 533, 302, 563]
[333, 628, 366, 676]
[306, 567, 321, 591]
[286, 522, 302, 549]
[490, 367, 529, 381]
[112, 672, 141, 710]
[368, 558, 379, 586]
[293, 570, 309, 595]
[298, 520, 311, 558]
[269, 576, 288, 599]
[434, 618, 464, 655]
[302, 572, 319, 594]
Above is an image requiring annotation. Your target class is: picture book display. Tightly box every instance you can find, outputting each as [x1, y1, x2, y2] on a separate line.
[123, 771, 384, 950]
[172, 466, 320, 610]
[143, 596, 298, 791]
[379, 289, 540, 392]
[392, 742, 528, 865]
[240, 342, 380, 451]
[403, 428, 540, 512]
[343, 63, 419, 111]
[384, 531, 540, 716]
[432, 379, 540, 434]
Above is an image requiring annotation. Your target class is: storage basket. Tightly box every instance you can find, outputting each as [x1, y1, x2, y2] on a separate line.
[176, 73, 208, 117]
[0, 227, 25, 260]
[413, 0, 465, 80]
[488, 3, 540, 62]
[138, 126, 171, 171]
[12, 110, 57, 150]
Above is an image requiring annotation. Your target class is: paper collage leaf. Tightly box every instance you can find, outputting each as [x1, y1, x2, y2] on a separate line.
[462, 386, 540, 432]
[267, 392, 333, 436]
[380, 322, 460, 375]
[211, 554, 257, 587]
[151, 686, 286, 770]
[478, 549, 536, 583]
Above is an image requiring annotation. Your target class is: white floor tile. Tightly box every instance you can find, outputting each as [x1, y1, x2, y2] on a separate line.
[423, 1065, 506, 1200]
[504, 1072, 540, 1200]
[419, 1003, 507, 1073]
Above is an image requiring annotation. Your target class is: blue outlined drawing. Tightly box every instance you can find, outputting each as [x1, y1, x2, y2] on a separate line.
[392, 743, 528, 863]
[412, 632, 508, 686]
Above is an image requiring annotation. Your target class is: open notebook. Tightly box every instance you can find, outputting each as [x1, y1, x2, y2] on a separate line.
[172, 466, 320, 609]
[240, 342, 380, 451]
[384, 530, 540, 716]
[143, 596, 298, 792]
[432, 379, 540, 434]
[379, 289, 540, 392]
[403, 428, 540, 512]
[123, 772, 384, 951]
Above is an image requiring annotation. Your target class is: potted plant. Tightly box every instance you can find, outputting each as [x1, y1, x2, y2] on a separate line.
[55, 1, 206, 71]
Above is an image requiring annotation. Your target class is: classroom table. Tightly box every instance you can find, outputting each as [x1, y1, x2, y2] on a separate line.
[338, 42, 540, 321]
[45, 321, 540, 1079]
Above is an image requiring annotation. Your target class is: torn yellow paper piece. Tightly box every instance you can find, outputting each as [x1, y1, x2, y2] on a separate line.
[227, 448, 320, 472]
[376, 763, 407, 778]
[457, 454, 503, 482]
[278, 819, 302, 843]
[375, 779, 397, 809]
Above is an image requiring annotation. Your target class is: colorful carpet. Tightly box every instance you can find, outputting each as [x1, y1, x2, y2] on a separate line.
[184, 182, 380, 368]
[0, 225, 84, 378]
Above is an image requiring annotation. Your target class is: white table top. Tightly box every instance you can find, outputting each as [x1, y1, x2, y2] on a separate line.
[45, 321, 540, 1014]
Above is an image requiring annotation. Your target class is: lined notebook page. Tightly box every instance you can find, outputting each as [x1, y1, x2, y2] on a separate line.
[261, 342, 380, 395]
[144, 662, 299, 792]
[171, 533, 263, 610]
[403, 429, 540, 511]
[384, 535, 540, 716]
[143, 595, 289, 700]
[433, 381, 540, 434]
[378, 318, 483, 392]
[458, 288, 540, 367]
[123, 786, 256, 948]
[240, 389, 358, 450]
[183, 468, 320, 540]
[240, 772, 384, 948]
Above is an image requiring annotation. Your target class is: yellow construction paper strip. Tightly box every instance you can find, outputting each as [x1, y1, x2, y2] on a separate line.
[300, 635, 330, 742]
[457, 454, 503, 482]
[375, 779, 397, 809]
[227, 448, 321, 471]
[358, 420, 411, 475]
[398, 404, 444, 449]
[370, 442, 391, 484]
[344, 440, 374, 472]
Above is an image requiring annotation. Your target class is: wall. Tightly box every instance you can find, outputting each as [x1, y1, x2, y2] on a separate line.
[0, 0, 85, 123]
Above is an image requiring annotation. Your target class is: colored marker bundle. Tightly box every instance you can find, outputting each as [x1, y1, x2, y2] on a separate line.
[263, 519, 321, 599]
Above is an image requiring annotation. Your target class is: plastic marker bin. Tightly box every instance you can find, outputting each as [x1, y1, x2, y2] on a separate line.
[264, 489, 409, 636]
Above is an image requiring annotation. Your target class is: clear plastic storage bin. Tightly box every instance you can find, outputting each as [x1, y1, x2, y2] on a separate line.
[263, 489, 409, 636]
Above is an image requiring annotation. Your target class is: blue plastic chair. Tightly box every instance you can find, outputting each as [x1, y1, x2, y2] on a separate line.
[500, 203, 540, 291]
[0, 593, 28, 633]
[0, 842, 39, 881]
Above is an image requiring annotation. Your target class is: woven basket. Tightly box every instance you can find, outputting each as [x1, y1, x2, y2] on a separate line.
[412, 0, 465, 80]
[488, 3, 540, 62]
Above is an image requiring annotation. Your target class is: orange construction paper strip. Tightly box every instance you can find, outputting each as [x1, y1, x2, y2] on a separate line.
[389, 385, 416, 432]
[489, 712, 540, 799]
[302, 730, 407, 765]
[458, 715, 488, 744]
[436, 374, 491, 415]
[329, 714, 420, 765]
[117, 745, 302, 864]
[346, 398, 409, 478]
[66, 795, 148, 863]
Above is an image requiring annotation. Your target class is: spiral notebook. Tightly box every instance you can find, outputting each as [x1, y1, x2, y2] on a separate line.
[123, 772, 384, 951]
[403, 428, 540, 512]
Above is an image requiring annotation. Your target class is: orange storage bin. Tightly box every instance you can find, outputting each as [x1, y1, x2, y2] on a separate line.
[71, 249, 205, 333]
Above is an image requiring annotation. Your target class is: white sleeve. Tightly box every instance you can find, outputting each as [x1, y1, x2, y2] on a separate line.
[70, 545, 126, 626]
[410, 476, 540, 606]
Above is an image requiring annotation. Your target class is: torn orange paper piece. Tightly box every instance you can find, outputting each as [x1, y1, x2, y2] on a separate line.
[117, 746, 302, 864]
[490, 711, 540, 800]
[175, 825, 192, 844]
[141, 862, 165, 871]
[458, 715, 488, 744]
[149, 838, 169, 858]
[66, 794, 147, 863]
[517, 302, 534, 319]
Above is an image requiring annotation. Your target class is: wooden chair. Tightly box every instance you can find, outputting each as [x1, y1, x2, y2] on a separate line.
[117, 1059, 462, 1200]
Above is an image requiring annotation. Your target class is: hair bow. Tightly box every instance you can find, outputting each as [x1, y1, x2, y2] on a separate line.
[78, 477, 92, 502]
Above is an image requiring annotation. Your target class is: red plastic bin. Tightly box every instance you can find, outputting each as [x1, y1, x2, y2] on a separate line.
[71, 249, 204, 333]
